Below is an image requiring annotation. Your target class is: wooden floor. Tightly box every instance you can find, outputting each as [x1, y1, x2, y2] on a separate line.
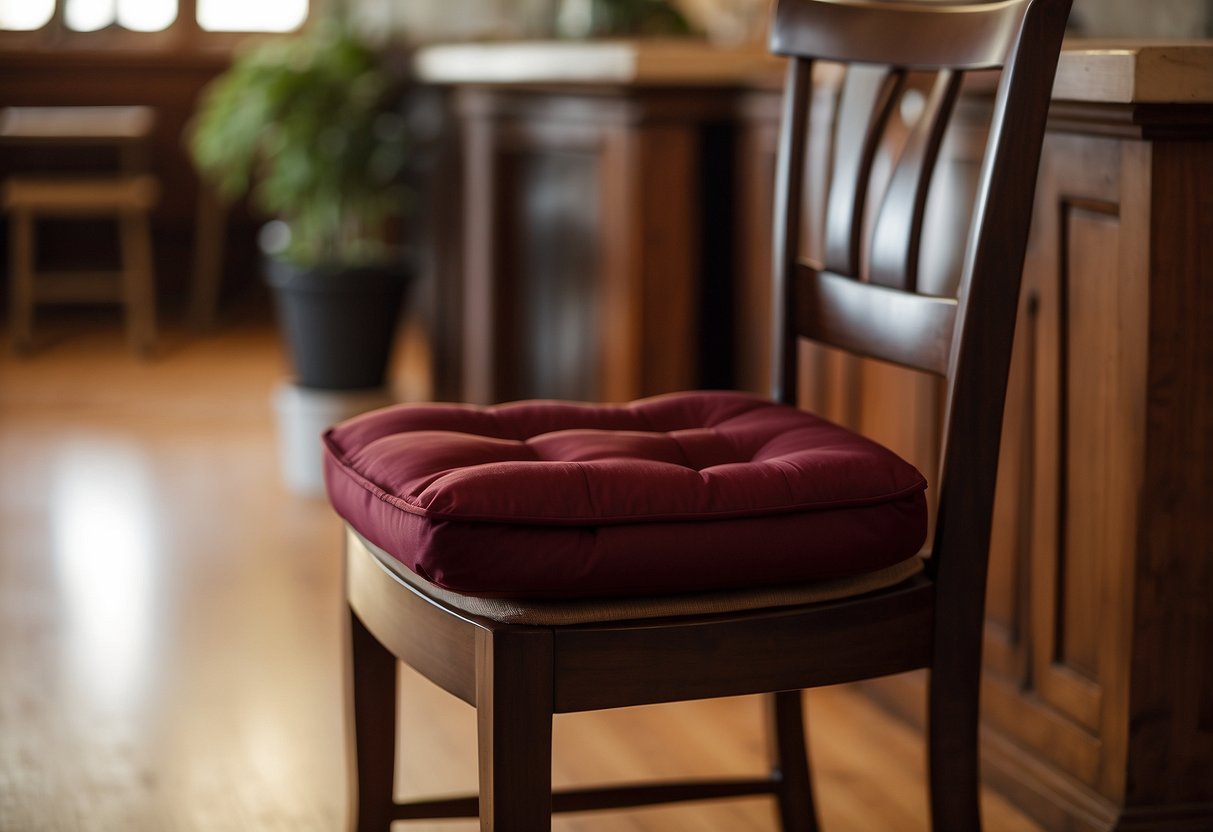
[0, 314, 1044, 832]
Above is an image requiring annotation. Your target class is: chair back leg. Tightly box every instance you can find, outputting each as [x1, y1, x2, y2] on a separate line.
[766, 690, 820, 831]
[476, 628, 554, 831]
[347, 608, 399, 832]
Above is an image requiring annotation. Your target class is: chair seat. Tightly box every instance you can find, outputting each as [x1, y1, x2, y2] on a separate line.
[324, 390, 928, 599]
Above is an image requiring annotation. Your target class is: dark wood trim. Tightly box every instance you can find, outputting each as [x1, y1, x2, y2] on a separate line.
[766, 690, 820, 832]
[793, 266, 957, 376]
[346, 605, 399, 832]
[551, 580, 936, 713]
[345, 533, 479, 706]
[770, 0, 1030, 70]
[475, 626, 554, 830]
[823, 65, 904, 277]
[1046, 101, 1213, 140]
[770, 57, 811, 405]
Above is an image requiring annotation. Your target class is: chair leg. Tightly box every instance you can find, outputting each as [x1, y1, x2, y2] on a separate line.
[346, 606, 399, 832]
[189, 186, 226, 329]
[927, 660, 983, 831]
[9, 210, 34, 353]
[119, 210, 156, 355]
[765, 690, 819, 832]
[475, 628, 554, 832]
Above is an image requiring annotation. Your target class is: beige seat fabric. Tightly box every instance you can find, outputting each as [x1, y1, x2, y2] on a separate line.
[349, 527, 926, 627]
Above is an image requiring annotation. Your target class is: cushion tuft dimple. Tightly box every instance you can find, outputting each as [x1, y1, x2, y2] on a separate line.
[324, 390, 927, 599]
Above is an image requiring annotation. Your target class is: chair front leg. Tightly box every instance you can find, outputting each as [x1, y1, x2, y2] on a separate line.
[928, 651, 983, 831]
[347, 606, 399, 832]
[476, 627, 555, 832]
[766, 690, 820, 832]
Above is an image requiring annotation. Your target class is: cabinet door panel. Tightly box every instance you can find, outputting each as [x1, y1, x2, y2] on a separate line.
[985, 134, 1146, 796]
[1028, 204, 1120, 734]
[505, 148, 603, 401]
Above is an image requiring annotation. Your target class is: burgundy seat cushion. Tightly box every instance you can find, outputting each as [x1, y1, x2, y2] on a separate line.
[323, 391, 927, 599]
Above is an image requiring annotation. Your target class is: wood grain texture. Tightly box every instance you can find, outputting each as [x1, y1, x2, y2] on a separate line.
[793, 266, 957, 376]
[549, 581, 935, 712]
[347, 606, 399, 832]
[475, 628, 554, 830]
[1129, 137, 1213, 810]
[1051, 43, 1213, 105]
[345, 530, 478, 707]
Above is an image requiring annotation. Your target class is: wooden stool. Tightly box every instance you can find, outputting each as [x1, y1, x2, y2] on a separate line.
[3, 174, 159, 354]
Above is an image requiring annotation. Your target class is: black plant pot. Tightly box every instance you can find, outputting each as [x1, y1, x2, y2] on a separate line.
[265, 259, 411, 391]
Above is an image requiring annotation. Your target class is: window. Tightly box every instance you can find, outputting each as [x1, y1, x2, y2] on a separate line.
[0, 0, 308, 37]
[0, 0, 54, 30]
[197, 0, 306, 33]
[66, 0, 177, 33]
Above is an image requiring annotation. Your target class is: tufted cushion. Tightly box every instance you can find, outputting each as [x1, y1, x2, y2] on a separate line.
[323, 391, 928, 599]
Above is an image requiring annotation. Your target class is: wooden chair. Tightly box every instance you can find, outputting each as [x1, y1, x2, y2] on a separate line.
[1, 107, 159, 355]
[330, 0, 1072, 829]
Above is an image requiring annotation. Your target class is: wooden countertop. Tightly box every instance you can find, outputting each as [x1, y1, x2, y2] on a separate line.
[1053, 41, 1213, 103]
[413, 39, 780, 86]
[415, 38, 1213, 104]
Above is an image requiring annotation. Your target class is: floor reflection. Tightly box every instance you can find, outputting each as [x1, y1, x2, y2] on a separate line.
[51, 439, 158, 715]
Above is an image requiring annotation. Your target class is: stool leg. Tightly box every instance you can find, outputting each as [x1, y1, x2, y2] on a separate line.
[120, 210, 156, 355]
[190, 186, 226, 329]
[9, 209, 34, 354]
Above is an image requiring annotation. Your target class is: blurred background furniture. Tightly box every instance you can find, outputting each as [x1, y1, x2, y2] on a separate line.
[1, 106, 159, 353]
[414, 40, 778, 403]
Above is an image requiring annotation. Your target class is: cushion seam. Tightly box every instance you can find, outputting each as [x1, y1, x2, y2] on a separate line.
[323, 430, 438, 519]
[328, 425, 926, 526]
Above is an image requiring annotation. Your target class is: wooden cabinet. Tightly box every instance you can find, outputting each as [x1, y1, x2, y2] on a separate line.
[415, 41, 779, 403]
[453, 85, 735, 403]
[735, 46, 1213, 832]
[982, 104, 1213, 832]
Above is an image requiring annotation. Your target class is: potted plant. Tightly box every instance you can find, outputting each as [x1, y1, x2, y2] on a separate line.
[189, 18, 412, 391]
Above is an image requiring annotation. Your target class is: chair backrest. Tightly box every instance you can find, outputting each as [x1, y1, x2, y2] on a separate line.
[768, 0, 1071, 592]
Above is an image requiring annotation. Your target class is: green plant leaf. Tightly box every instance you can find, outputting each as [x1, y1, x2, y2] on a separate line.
[186, 17, 410, 267]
